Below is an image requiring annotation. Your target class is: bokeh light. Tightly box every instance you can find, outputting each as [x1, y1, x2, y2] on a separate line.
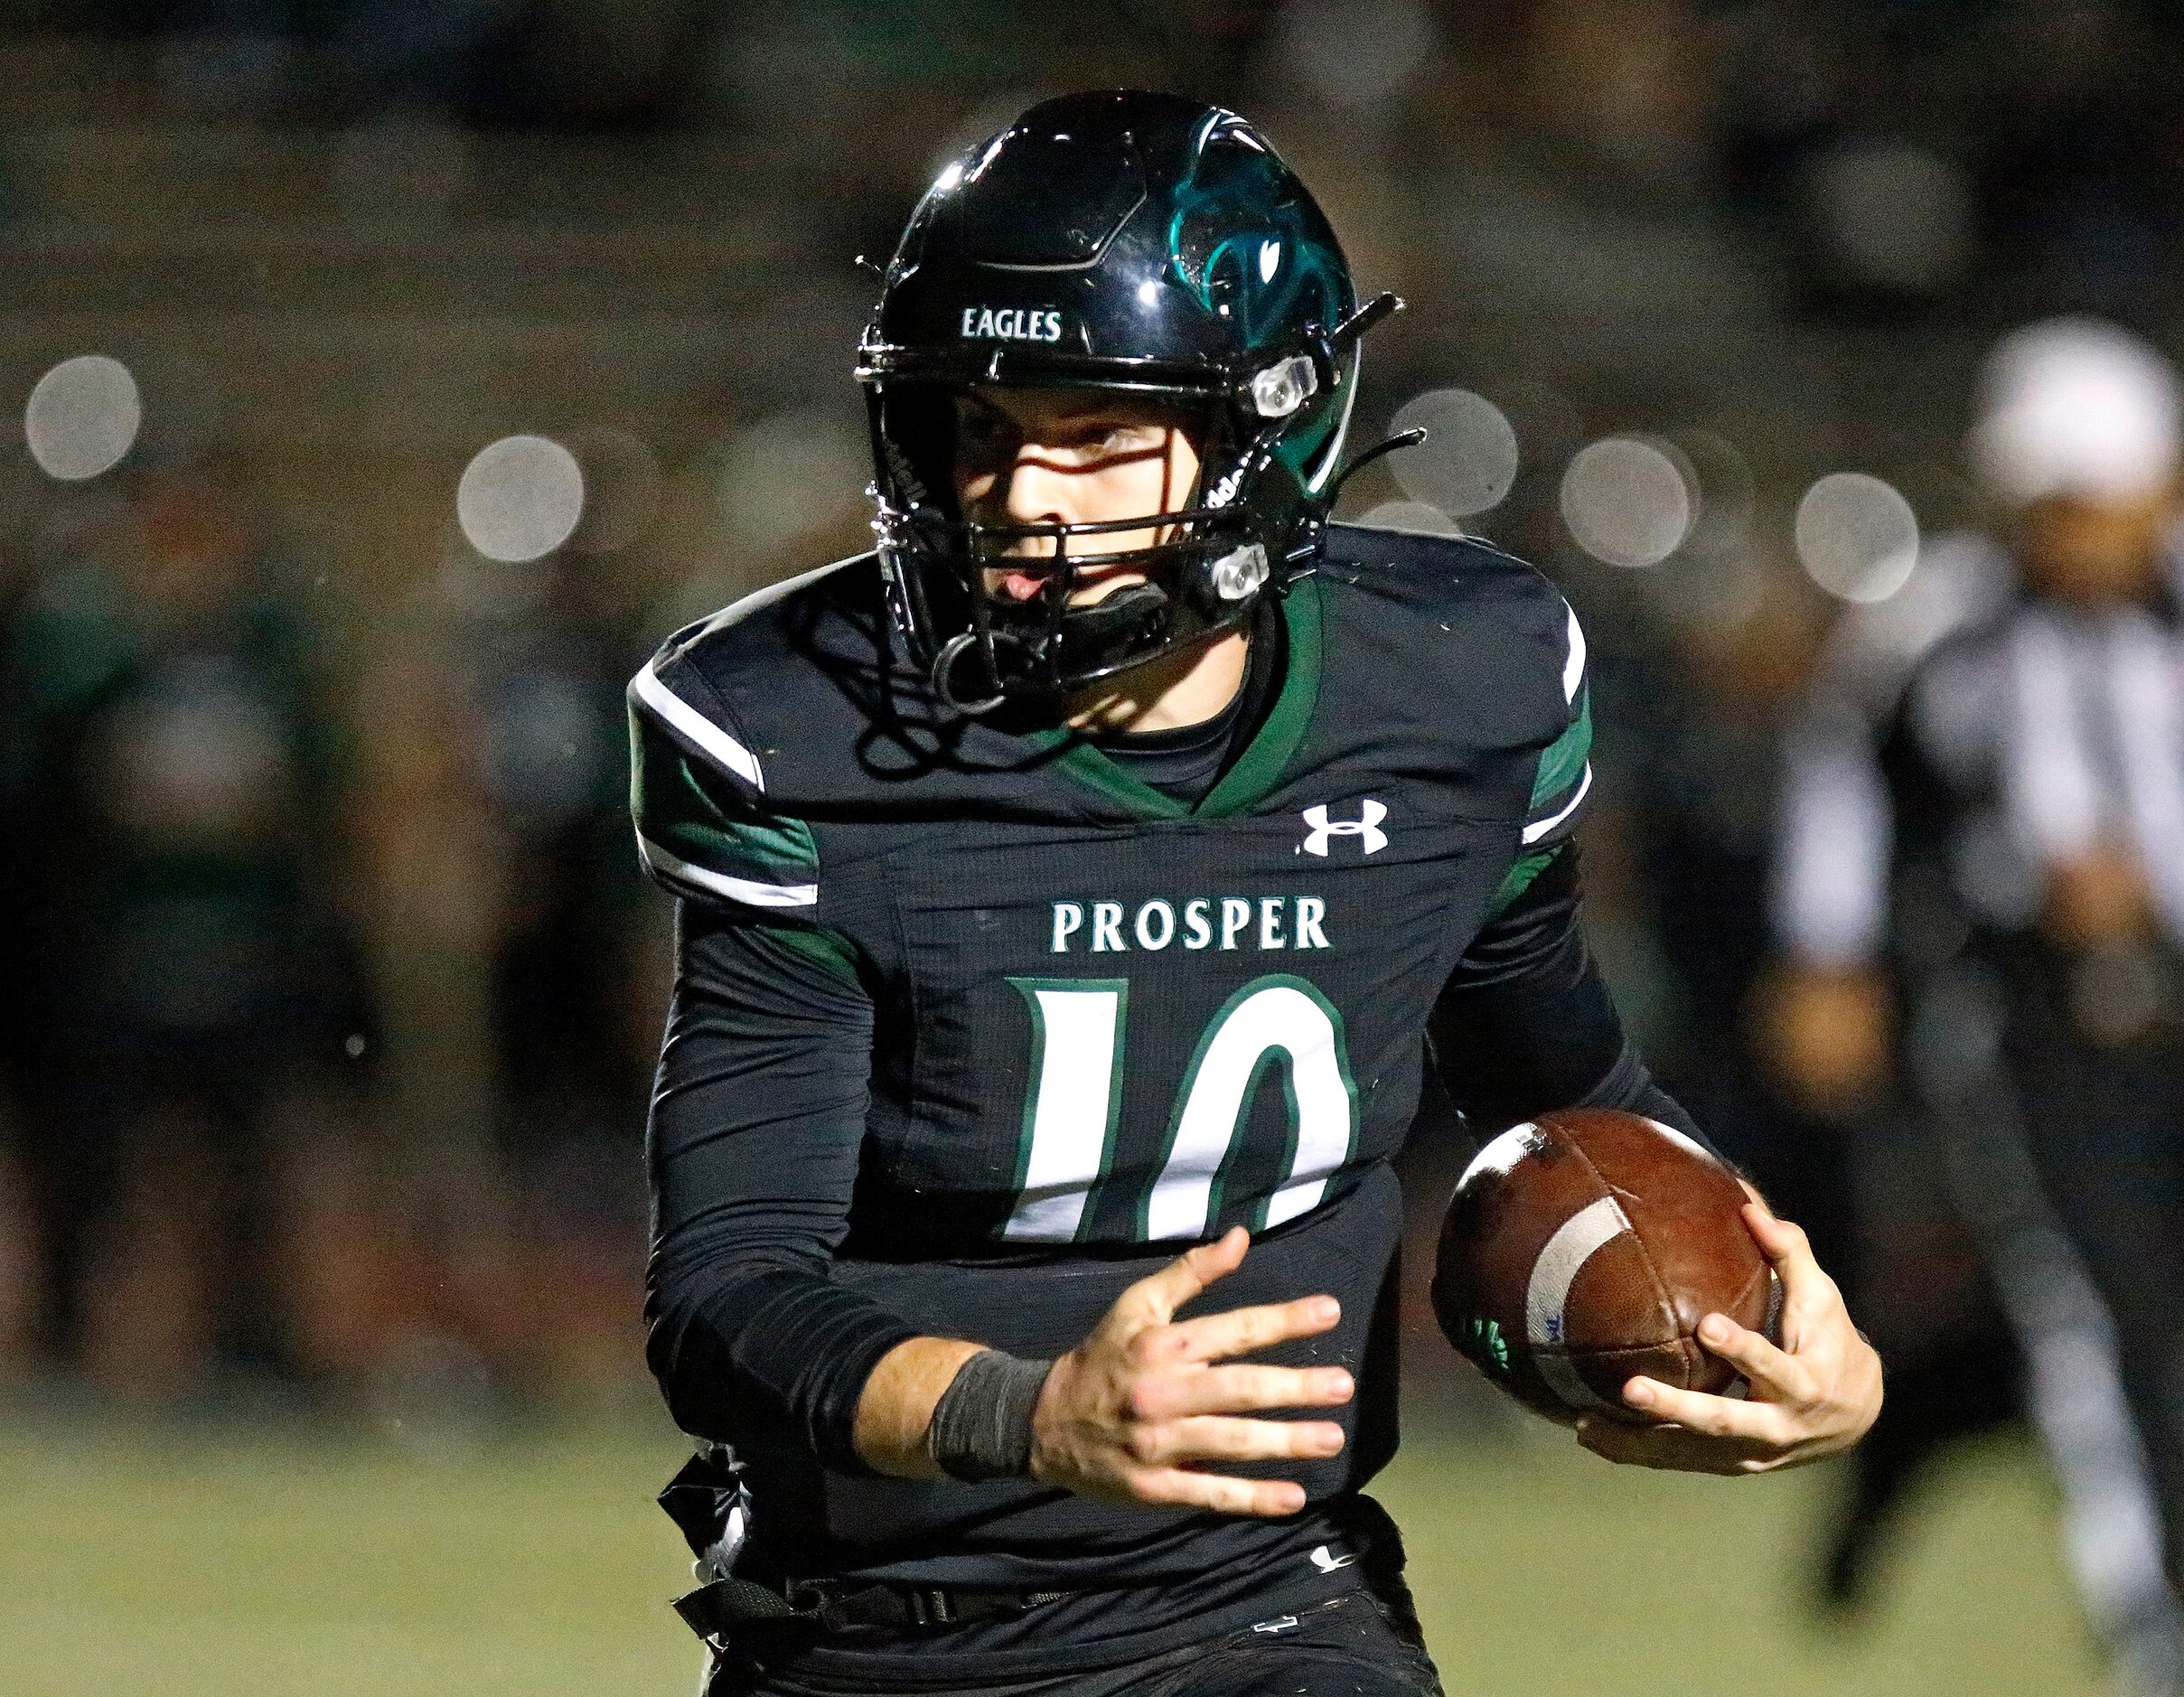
[25, 354, 142, 482]
[1795, 472, 1920, 603]
[1279, 0, 1437, 112]
[1355, 499, 1461, 537]
[1389, 389, 1520, 518]
[1806, 140, 1973, 296]
[714, 408, 869, 558]
[456, 435, 586, 563]
[1668, 429, 1756, 560]
[1559, 436, 1694, 567]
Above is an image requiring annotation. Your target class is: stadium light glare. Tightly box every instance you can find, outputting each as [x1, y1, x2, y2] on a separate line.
[714, 408, 868, 558]
[1560, 436, 1694, 567]
[457, 435, 586, 563]
[1389, 389, 1519, 518]
[1279, 0, 1436, 112]
[25, 354, 142, 482]
[1795, 472, 1918, 603]
[1666, 429, 1755, 560]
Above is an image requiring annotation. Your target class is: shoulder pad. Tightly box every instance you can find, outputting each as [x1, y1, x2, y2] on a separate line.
[632, 554, 878, 798]
[628, 681, 820, 912]
[1319, 521, 1590, 848]
[623, 559, 879, 912]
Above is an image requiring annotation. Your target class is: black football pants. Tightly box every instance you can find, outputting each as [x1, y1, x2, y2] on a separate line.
[702, 1586, 1444, 1697]
[2002, 964, 2184, 1598]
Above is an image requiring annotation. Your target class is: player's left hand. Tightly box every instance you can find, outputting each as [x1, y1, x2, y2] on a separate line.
[1573, 1197, 1882, 1475]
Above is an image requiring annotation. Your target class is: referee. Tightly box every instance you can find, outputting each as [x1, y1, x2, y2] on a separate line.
[1771, 318, 2184, 1687]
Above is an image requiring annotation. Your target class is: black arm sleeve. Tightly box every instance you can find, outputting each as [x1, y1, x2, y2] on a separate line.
[643, 905, 921, 1470]
[1426, 848, 1714, 1153]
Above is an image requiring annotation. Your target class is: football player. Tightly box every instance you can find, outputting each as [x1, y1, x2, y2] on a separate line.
[632, 91, 1880, 1697]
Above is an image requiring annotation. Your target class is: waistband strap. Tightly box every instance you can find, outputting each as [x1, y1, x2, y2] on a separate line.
[674, 1573, 1071, 1645]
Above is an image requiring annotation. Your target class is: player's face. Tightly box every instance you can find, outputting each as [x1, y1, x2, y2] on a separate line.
[952, 388, 1202, 607]
[2014, 483, 2178, 605]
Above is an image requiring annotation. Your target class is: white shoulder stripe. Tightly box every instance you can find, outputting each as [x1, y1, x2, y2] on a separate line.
[637, 834, 816, 907]
[633, 659, 764, 792]
[1522, 762, 1592, 843]
[1562, 603, 1587, 704]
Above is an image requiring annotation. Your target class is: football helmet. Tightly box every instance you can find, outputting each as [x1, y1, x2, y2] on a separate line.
[857, 89, 1396, 711]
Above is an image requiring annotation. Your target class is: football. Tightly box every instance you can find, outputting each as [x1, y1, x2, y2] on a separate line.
[1430, 1108, 1779, 1425]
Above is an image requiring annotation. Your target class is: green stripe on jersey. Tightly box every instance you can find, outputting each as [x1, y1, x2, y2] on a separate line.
[629, 708, 821, 885]
[1528, 687, 1591, 812]
[1199, 576, 1324, 820]
[1486, 845, 1562, 917]
[767, 920, 863, 987]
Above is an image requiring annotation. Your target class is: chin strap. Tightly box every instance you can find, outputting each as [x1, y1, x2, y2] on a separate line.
[931, 630, 1009, 715]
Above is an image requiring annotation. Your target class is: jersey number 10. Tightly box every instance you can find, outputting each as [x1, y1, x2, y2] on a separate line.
[1004, 972, 1358, 1245]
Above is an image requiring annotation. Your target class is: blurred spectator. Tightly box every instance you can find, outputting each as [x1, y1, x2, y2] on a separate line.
[1709, 2, 2184, 318]
[1770, 318, 2184, 1689]
[0, 460, 368, 1398]
[328, 522, 671, 1409]
[460, 548, 661, 1389]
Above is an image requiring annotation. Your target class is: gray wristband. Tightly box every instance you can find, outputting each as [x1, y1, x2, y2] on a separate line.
[926, 1349, 1053, 1482]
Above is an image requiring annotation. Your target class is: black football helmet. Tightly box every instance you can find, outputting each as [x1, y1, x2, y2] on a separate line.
[857, 89, 1398, 711]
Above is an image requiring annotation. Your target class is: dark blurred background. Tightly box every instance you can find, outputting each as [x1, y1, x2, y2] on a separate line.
[2, 5, 2181, 1694]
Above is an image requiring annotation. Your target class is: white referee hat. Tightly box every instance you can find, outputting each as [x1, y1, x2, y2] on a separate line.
[1969, 316, 2180, 505]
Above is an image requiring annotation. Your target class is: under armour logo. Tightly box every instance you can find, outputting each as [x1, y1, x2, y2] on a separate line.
[1308, 1543, 1357, 1574]
[1299, 800, 1389, 857]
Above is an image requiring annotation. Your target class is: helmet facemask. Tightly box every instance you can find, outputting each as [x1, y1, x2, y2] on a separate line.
[867, 346, 1352, 714]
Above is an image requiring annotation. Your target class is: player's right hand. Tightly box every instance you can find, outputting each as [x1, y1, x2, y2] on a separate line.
[1027, 1225, 1352, 1517]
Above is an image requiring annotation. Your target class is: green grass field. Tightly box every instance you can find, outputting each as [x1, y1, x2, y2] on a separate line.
[0, 1395, 2104, 1696]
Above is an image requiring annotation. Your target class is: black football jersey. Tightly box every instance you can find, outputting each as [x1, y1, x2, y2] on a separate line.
[628, 522, 1592, 1643]
[633, 525, 1589, 1250]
